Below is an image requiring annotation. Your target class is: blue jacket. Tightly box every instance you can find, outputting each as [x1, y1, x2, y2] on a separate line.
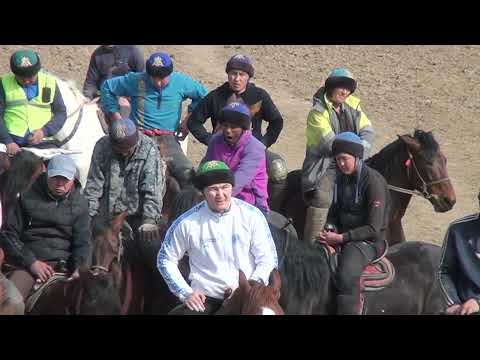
[101, 71, 208, 132]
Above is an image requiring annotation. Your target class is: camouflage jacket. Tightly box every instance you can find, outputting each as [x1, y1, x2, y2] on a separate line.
[84, 133, 165, 223]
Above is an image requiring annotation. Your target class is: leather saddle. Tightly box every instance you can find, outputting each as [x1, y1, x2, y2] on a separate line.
[320, 240, 395, 292]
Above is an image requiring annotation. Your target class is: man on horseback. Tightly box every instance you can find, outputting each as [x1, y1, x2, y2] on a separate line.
[158, 161, 278, 315]
[0, 50, 67, 156]
[317, 132, 389, 315]
[83, 45, 144, 101]
[84, 117, 165, 268]
[302, 68, 375, 243]
[438, 192, 480, 315]
[0, 155, 91, 304]
[101, 52, 208, 185]
[202, 102, 269, 214]
[187, 54, 288, 210]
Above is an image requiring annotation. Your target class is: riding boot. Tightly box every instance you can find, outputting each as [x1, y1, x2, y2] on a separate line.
[303, 206, 329, 244]
[268, 180, 288, 212]
[336, 294, 362, 315]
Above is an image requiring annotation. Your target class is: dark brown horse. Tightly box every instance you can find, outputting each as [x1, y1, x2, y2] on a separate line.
[24, 266, 121, 315]
[92, 211, 188, 314]
[266, 211, 446, 314]
[0, 151, 45, 226]
[0, 248, 16, 315]
[274, 130, 456, 245]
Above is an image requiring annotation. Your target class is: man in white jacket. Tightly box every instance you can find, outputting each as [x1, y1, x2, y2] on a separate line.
[157, 160, 278, 315]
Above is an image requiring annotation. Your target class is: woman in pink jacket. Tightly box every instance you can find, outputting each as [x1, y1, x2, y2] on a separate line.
[202, 102, 269, 214]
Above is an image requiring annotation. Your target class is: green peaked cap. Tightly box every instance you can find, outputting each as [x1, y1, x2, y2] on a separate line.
[197, 160, 231, 175]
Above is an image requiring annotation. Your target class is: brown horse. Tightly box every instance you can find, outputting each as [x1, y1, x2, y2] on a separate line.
[24, 266, 121, 315]
[92, 211, 186, 314]
[275, 130, 456, 245]
[222, 270, 284, 315]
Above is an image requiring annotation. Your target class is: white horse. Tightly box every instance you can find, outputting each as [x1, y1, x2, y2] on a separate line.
[53, 78, 105, 187]
[55, 77, 189, 187]
[0, 75, 189, 189]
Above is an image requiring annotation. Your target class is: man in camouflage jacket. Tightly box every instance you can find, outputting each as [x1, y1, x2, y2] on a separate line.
[84, 117, 165, 269]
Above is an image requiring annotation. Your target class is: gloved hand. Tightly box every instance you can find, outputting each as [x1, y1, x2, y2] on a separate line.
[138, 223, 159, 242]
[138, 223, 159, 232]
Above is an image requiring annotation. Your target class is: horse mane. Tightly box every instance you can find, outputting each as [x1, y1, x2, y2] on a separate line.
[273, 232, 328, 312]
[79, 271, 121, 315]
[168, 186, 204, 226]
[365, 138, 404, 177]
[1, 151, 43, 203]
[367, 129, 440, 177]
[413, 129, 439, 159]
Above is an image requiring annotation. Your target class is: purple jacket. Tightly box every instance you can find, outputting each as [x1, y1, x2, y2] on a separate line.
[204, 131, 269, 212]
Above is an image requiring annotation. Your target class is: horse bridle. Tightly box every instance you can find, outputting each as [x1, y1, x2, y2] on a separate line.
[388, 151, 450, 200]
[42, 97, 99, 148]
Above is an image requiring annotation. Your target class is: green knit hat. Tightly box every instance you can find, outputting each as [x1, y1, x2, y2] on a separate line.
[10, 49, 41, 77]
[193, 161, 235, 191]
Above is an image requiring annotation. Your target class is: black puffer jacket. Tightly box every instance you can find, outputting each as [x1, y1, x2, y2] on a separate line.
[327, 163, 390, 253]
[188, 82, 284, 148]
[0, 174, 91, 270]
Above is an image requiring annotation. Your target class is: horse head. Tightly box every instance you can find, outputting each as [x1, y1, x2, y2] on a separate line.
[398, 129, 456, 212]
[74, 266, 121, 315]
[223, 269, 284, 315]
[92, 212, 130, 288]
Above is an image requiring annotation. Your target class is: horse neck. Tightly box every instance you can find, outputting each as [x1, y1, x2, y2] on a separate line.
[367, 140, 414, 219]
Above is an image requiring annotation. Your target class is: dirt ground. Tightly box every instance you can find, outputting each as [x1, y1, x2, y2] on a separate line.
[1, 45, 478, 245]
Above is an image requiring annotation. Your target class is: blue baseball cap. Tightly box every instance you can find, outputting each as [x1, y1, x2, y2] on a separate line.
[47, 154, 77, 180]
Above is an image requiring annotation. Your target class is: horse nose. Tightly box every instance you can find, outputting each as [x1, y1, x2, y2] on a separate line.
[445, 196, 456, 209]
[439, 195, 456, 211]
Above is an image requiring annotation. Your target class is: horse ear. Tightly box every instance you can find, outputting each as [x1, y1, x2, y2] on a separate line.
[398, 134, 421, 152]
[111, 212, 128, 235]
[0, 248, 4, 268]
[269, 269, 282, 298]
[238, 270, 251, 292]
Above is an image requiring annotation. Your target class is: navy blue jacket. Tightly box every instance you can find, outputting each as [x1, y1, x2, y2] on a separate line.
[438, 214, 480, 306]
[83, 45, 144, 100]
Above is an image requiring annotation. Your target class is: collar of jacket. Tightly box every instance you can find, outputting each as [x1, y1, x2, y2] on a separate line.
[115, 133, 151, 162]
[204, 197, 237, 218]
[313, 87, 346, 113]
[222, 129, 252, 149]
[220, 81, 257, 100]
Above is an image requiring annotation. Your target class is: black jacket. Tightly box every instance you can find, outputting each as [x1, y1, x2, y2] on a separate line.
[327, 163, 390, 252]
[188, 82, 284, 148]
[0, 174, 91, 271]
[83, 45, 145, 100]
[438, 214, 480, 306]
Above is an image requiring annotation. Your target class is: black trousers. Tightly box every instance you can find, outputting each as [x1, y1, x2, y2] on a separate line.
[335, 241, 377, 297]
[168, 296, 225, 315]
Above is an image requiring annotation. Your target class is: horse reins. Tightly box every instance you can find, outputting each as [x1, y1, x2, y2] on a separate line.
[387, 151, 450, 200]
[42, 97, 99, 148]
